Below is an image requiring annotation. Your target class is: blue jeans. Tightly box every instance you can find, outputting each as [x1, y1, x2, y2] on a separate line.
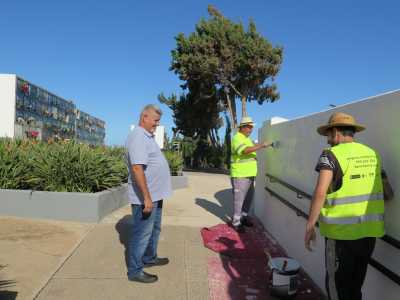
[127, 200, 163, 277]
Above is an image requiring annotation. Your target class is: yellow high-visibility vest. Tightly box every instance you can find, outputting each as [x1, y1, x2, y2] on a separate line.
[230, 132, 257, 177]
[319, 142, 385, 240]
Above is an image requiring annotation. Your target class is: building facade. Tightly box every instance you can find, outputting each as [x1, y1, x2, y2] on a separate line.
[0, 74, 105, 145]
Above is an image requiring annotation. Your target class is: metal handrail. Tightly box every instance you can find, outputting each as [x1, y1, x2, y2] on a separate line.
[264, 183, 400, 286]
[266, 173, 312, 200]
[265, 172, 400, 251]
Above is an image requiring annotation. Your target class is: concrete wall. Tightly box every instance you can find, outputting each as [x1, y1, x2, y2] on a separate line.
[254, 90, 400, 299]
[155, 125, 165, 149]
[171, 175, 188, 190]
[0, 185, 128, 223]
[0, 74, 16, 138]
[0, 176, 188, 222]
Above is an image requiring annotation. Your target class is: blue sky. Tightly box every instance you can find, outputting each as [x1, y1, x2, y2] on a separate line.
[1, 0, 399, 145]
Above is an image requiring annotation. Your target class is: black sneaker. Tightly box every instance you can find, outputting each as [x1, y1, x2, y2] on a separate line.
[128, 271, 158, 283]
[143, 257, 169, 268]
[241, 217, 253, 227]
[232, 224, 245, 233]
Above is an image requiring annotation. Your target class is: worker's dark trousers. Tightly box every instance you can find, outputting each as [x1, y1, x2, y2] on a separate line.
[325, 237, 376, 300]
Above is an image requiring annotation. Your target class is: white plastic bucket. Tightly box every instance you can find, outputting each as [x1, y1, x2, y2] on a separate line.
[268, 257, 300, 297]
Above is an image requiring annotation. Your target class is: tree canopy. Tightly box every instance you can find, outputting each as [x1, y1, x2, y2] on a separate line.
[170, 5, 283, 127]
[158, 80, 223, 147]
[159, 5, 284, 168]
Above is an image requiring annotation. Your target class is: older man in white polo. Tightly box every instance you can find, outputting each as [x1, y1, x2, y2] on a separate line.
[230, 116, 272, 232]
[125, 104, 172, 283]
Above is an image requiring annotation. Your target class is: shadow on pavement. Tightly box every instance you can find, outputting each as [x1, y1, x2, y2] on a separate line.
[202, 222, 326, 300]
[0, 290, 18, 300]
[214, 189, 233, 217]
[195, 198, 230, 222]
[217, 236, 269, 300]
[0, 271, 17, 300]
[115, 215, 132, 271]
[194, 188, 233, 222]
[203, 225, 269, 299]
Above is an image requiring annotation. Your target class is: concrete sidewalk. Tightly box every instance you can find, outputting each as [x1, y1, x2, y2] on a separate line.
[1, 172, 232, 300]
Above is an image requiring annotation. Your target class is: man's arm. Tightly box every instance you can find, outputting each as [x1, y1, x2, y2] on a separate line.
[304, 169, 333, 251]
[383, 176, 394, 201]
[242, 141, 272, 154]
[132, 164, 153, 213]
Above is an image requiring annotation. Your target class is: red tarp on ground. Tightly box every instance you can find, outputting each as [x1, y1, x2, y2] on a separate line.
[201, 220, 325, 300]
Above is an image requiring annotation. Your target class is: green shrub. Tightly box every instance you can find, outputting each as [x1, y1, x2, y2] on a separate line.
[163, 150, 183, 175]
[0, 139, 30, 189]
[0, 139, 127, 192]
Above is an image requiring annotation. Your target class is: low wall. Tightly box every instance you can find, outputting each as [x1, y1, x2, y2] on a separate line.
[0, 175, 189, 223]
[0, 184, 128, 223]
[172, 175, 189, 190]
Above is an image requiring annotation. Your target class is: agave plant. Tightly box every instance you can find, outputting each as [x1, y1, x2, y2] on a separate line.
[26, 142, 126, 192]
[0, 139, 128, 193]
[0, 139, 30, 189]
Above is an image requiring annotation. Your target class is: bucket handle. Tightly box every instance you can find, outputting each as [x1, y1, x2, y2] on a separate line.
[265, 249, 289, 271]
[265, 249, 276, 270]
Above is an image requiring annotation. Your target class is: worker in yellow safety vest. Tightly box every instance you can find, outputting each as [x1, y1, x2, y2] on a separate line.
[230, 116, 273, 233]
[305, 112, 394, 300]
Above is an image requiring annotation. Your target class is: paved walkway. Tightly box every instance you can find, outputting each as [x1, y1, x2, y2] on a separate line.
[0, 172, 233, 300]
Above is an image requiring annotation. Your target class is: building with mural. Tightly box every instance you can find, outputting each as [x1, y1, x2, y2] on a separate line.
[0, 74, 105, 145]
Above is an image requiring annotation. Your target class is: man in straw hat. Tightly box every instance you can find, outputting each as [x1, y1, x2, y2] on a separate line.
[230, 116, 273, 233]
[305, 112, 393, 300]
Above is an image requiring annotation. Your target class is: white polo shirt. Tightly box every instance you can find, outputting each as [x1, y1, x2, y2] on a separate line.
[125, 126, 172, 204]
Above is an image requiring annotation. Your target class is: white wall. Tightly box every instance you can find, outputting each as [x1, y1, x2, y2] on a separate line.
[154, 125, 165, 149]
[254, 90, 400, 299]
[0, 74, 16, 138]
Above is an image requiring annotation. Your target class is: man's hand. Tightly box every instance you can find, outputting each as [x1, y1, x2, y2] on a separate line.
[143, 197, 153, 214]
[132, 164, 153, 215]
[304, 169, 332, 251]
[305, 223, 316, 251]
[262, 141, 273, 148]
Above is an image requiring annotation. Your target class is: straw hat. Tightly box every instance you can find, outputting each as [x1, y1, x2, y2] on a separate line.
[317, 112, 365, 136]
[238, 116, 255, 127]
